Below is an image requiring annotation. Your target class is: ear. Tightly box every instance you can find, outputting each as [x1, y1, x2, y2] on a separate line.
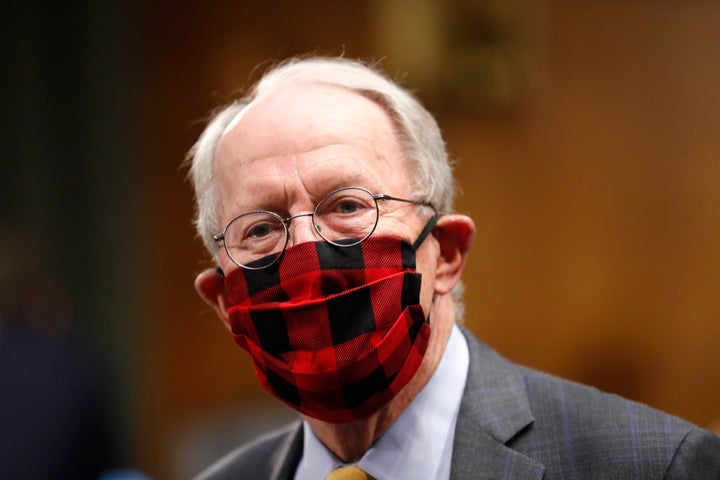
[194, 267, 231, 329]
[432, 214, 475, 295]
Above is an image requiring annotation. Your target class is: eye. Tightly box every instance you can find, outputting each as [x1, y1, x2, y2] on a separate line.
[228, 212, 286, 246]
[318, 189, 375, 216]
[246, 222, 276, 239]
[335, 198, 362, 214]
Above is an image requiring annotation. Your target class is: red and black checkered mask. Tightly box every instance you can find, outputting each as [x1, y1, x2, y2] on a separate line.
[223, 218, 438, 423]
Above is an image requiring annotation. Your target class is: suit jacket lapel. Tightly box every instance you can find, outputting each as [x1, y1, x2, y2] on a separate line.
[451, 329, 544, 479]
[269, 421, 304, 480]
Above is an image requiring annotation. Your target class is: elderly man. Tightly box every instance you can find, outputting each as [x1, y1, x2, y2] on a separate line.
[188, 57, 720, 479]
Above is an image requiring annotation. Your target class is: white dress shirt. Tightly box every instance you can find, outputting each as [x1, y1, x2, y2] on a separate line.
[294, 324, 470, 480]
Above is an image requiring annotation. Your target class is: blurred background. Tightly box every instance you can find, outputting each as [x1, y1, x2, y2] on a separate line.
[3, 0, 719, 478]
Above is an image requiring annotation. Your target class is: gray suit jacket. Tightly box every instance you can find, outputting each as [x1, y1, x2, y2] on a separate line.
[196, 329, 720, 479]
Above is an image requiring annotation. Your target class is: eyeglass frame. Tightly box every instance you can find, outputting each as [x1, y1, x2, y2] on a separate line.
[212, 186, 437, 270]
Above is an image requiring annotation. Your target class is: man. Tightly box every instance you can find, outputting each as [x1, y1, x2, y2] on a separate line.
[188, 57, 720, 479]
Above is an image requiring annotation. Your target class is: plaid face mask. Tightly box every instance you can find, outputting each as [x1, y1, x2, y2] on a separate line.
[224, 218, 438, 423]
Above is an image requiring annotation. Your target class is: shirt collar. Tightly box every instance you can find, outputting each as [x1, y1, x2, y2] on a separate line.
[295, 324, 469, 480]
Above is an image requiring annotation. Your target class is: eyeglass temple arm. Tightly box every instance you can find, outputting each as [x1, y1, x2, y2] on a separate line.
[373, 194, 435, 210]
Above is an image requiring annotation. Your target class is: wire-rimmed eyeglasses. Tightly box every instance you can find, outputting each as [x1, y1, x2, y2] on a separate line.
[213, 186, 435, 270]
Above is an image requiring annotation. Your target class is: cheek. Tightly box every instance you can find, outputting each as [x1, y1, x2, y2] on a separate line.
[220, 261, 240, 278]
[420, 273, 436, 317]
[414, 244, 439, 314]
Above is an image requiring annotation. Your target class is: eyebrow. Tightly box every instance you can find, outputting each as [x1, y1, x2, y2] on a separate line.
[306, 174, 369, 199]
[227, 177, 378, 219]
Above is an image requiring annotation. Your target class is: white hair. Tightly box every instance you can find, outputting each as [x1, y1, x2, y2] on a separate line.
[186, 56, 464, 317]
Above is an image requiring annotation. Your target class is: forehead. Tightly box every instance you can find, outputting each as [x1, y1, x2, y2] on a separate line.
[213, 83, 411, 212]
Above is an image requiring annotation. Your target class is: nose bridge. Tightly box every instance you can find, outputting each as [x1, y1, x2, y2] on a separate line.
[286, 211, 318, 246]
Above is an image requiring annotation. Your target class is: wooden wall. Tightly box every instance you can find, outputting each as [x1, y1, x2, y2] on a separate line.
[130, 1, 720, 477]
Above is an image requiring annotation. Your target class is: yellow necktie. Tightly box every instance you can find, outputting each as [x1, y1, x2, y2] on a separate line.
[326, 465, 375, 480]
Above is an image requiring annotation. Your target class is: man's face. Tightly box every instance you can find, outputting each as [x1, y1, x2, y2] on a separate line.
[213, 82, 440, 319]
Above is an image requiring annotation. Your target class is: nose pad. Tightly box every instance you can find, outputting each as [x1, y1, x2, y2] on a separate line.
[286, 214, 320, 247]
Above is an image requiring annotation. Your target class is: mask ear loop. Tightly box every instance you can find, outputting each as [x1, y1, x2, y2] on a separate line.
[412, 215, 441, 251]
[411, 214, 441, 326]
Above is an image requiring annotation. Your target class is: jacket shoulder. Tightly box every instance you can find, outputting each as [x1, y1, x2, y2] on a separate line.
[460, 329, 720, 477]
[193, 422, 302, 480]
[514, 365, 720, 478]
